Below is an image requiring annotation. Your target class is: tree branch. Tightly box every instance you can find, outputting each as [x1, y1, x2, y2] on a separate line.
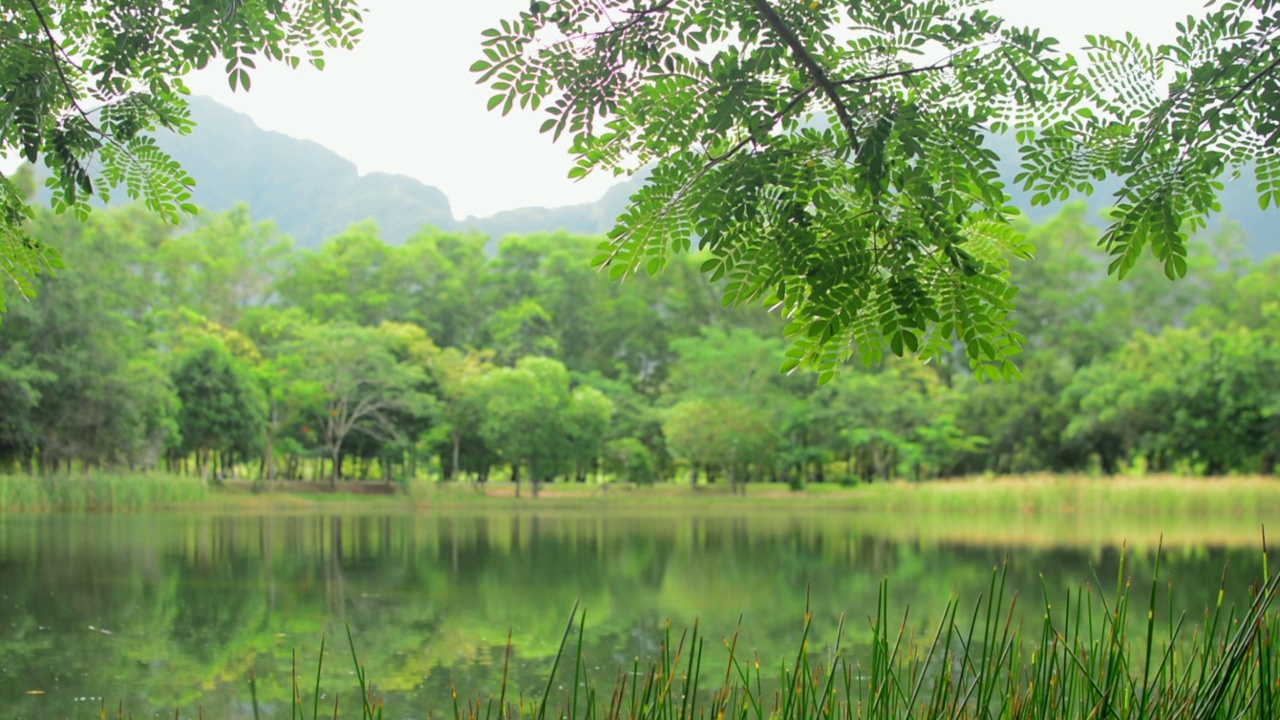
[706, 83, 817, 163]
[25, 0, 94, 128]
[1201, 53, 1280, 131]
[620, 0, 676, 16]
[748, 0, 858, 147]
[598, 0, 677, 36]
[835, 62, 954, 86]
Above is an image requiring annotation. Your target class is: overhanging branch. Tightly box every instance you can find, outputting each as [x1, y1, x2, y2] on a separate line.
[748, 0, 858, 147]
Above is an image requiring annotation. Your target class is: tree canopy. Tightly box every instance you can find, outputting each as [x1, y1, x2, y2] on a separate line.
[475, 0, 1279, 378]
[0, 0, 363, 315]
[1, 201, 1276, 482]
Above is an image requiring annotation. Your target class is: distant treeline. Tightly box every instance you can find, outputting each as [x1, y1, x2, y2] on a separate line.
[0, 203, 1276, 488]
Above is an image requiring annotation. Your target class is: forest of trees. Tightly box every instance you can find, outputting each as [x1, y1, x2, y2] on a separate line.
[0, 195, 1276, 489]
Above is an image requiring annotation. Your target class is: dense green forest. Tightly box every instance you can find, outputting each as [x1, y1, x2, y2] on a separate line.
[0, 197, 1276, 488]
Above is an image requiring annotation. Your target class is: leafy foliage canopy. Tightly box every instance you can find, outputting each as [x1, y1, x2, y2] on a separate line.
[475, 0, 1279, 378]
[0, 0, 364, 314]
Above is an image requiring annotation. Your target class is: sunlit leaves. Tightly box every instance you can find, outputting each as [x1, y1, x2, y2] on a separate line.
[1019, 0, 1280, 287]
[475, 0, 1077, 379]
[0, 0, 365, 317]
[477, 0, 1279, 380]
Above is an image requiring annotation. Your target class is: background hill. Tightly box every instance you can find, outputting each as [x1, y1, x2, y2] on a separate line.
[156, 97, 1274, 257]
[154, 96, 643, 247]
[159, 96, 455, 245]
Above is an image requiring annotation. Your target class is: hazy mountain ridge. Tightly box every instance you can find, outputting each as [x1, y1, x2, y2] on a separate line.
[458, 172, 648, 239]
[157, 96, 643, 247]
[159, 97, 1274, 258]
[158, 96, 454, 245]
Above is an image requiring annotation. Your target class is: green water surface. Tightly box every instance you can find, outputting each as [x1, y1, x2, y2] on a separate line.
[0, 510, 1267, 718]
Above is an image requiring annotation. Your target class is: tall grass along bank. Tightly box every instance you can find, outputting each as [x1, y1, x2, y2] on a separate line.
[0, 473, 207, 512]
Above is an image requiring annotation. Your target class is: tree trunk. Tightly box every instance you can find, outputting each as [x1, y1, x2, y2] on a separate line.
[265, 403, 277, 483]
[451, 434, 462, 482]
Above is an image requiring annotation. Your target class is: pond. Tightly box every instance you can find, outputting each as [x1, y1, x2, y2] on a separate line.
[0, 509, 1267, 718]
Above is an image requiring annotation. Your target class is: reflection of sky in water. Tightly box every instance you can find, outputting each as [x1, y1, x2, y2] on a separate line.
[0, 511, 1266, 717]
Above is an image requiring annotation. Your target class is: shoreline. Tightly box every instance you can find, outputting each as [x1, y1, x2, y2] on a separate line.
[3, 475, 1278, 550]
[4, 472, 1279, 513]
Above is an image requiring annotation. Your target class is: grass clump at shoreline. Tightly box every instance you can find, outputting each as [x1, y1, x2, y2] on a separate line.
[837, 474, 1280, 516]
[0, 472, 208, 512]
[3, 472, 1280, 517]
[227, 545, 1280, 720]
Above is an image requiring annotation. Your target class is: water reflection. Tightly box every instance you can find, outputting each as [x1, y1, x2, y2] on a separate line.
[0, 511, 1266, 718]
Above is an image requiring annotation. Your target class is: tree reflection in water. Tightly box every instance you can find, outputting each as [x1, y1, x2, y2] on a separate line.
[0, 511, 1264, 717]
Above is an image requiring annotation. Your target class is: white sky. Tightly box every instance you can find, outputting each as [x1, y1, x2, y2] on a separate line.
[172, 1, 1207, 219]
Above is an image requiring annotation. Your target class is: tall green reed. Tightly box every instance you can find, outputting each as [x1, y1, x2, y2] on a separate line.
[0, 473, 207, 512]
[410, 545, 1277, 720]
[235, 540, 1280, 719]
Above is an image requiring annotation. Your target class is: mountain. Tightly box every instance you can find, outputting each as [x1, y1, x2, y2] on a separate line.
[156, 97, 1274, 259]
[459, 171, 648, 240]
[155, 96, 455, 246]
[156, 96, 645, 248]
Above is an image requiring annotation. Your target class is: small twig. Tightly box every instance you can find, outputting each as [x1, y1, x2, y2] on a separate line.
[706, 83, 817, 163]
[620, 0, 676, 16]
[835, 62, 954, 86]
[1198, 53, 1280, 133]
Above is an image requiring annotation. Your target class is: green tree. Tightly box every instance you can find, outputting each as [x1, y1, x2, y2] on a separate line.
[564, 385, 614, 482]
[1, 206, 179, 471]
[0, 347, 54, 472]
[170, 338, 266, 479]
[154, 206, 293, 327]
[477, 0, 1278, 377]
[603, 437, 658, 485]
[487, 298, 560, 364]
[1065, 326, 1280, 475]
[428, 347, 496, 481]
[274, 221, 398, 326]
[808, 360, 983, 482]
[286, 323, 432, 486]
[235, 306, 322, 482]
[476, 356, 614, 496]
[662, 327, 800, 486]
[393, 229, 492, 349]
[0, 0, 363, 316]
[662, 397, 775, 489]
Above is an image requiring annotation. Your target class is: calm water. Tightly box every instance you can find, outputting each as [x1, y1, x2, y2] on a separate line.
[0, 510, 1267, 718]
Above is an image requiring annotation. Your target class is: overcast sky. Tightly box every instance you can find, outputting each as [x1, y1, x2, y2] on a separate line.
[177, 1, 1209, 219]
